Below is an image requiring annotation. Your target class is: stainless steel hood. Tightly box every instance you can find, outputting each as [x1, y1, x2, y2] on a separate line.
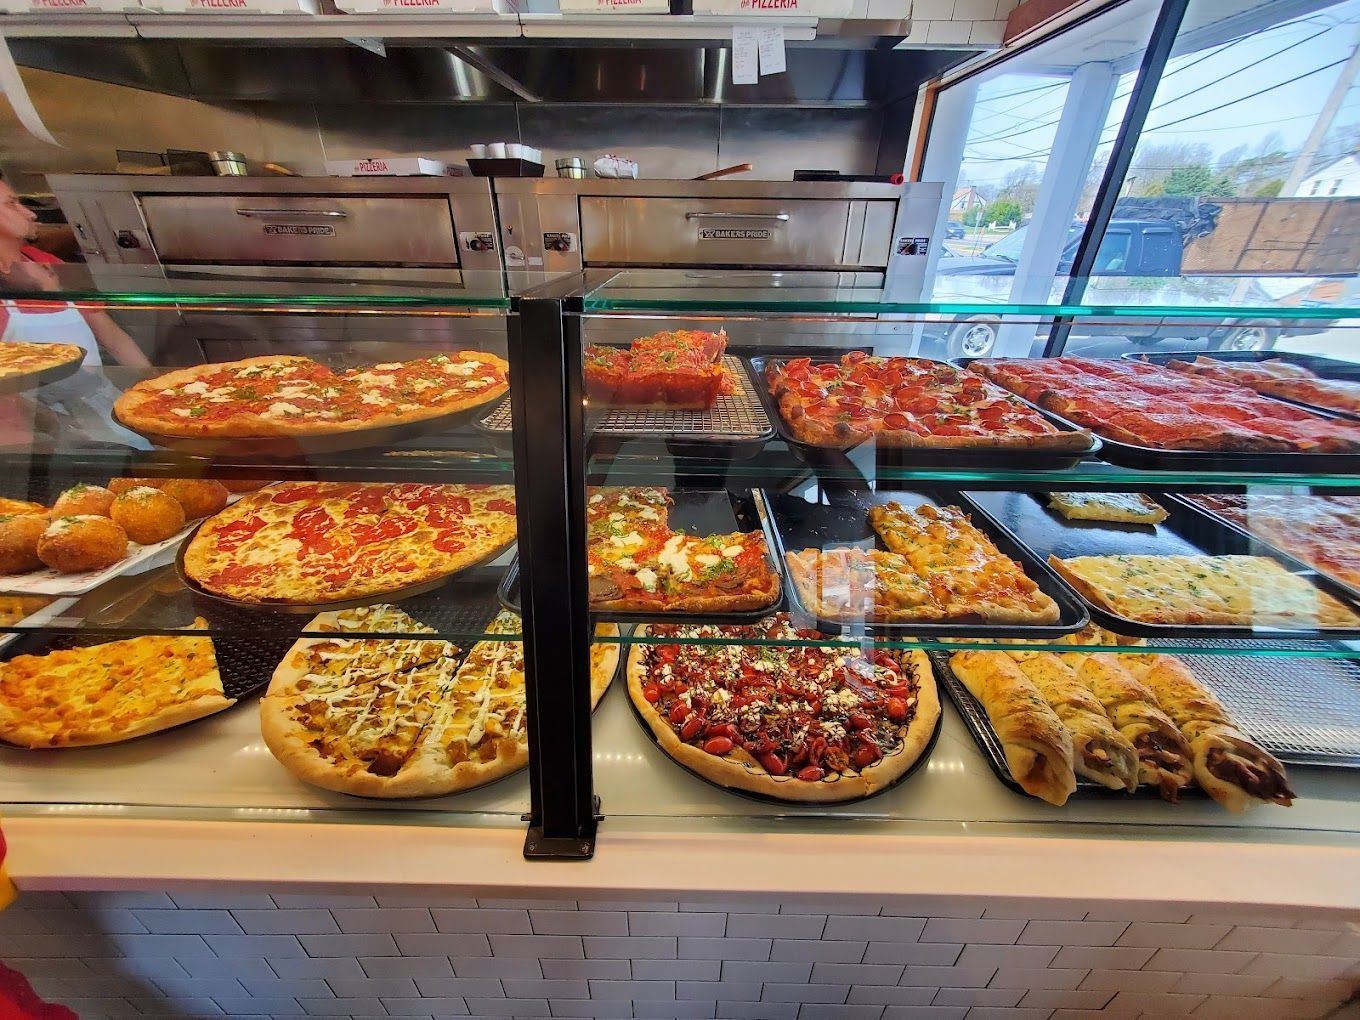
[10, 39, 968, 107]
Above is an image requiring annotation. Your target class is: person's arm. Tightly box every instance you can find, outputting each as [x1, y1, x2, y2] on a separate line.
[78, 309, 152, 369]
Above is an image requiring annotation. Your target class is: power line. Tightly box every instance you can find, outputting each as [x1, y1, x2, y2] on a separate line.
[1136, 56, 1350, 134]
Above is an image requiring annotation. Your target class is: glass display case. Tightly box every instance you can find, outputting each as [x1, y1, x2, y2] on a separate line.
[558, 270, 1360, 848]
[0, 267, 565, 843]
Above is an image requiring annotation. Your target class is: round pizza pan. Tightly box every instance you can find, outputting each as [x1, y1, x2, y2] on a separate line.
[174, 517, 517, 616]
[0, 352, 85, 397]
[114, 393, 504, 461]
[624, 664, 943, 808]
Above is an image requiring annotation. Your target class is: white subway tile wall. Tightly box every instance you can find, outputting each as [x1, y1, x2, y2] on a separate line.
[0, 894, 1354, 1020]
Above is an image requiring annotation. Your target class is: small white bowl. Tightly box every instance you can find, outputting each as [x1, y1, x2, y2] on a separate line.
[488, 142, 507, 158]
[470, 144, 487, 158]
[506, 143, 523, 158]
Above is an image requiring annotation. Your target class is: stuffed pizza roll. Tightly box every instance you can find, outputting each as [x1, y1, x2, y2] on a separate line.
[950, 650, 1076, 806]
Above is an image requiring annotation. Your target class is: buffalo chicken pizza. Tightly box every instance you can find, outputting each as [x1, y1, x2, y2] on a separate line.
[628, 614, 939, 801]
[1167, 356, 1360, 416]
[184, 482, 516, 605]
[262, 605, 619, 798]
[1188, 493, 1360, 593]
[766, 353, 1091, 449]
[973, 356, 1360, 453]
[1048, 554, 1360, 629]
[586, 487, 779, 613]
[584, 329, 734, 409]
[0, 621, 229, 747]
[0, 341, 84, 381]
[785, 502, 1061, 625]
[115, 352, 508, 439]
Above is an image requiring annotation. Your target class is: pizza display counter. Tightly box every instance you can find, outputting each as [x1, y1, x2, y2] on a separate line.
[2, 268, 1360, 911]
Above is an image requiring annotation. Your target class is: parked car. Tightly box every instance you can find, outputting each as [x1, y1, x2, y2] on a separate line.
[923, 219, 1327, 358]
[944, 221, 966, 240]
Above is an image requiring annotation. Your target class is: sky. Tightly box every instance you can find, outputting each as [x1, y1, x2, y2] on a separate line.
[953, 0, 1360, 194]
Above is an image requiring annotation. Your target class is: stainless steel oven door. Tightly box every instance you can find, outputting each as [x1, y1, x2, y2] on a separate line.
[138, 195, 461, 267]
[578, 197, 894, 269]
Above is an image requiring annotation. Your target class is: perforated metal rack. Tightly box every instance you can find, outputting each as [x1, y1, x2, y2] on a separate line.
[479, 356, 773, 443]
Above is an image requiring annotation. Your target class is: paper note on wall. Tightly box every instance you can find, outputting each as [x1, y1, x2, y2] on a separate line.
[732, 26, 759, 85]
[757, 25, 786, 75]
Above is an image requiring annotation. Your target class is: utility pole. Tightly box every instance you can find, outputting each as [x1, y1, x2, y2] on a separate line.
[1280, 26, 1360, 197]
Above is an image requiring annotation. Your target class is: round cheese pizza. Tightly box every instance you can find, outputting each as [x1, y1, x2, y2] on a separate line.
[114, 352, 508, 439]
[183, 482, 516, 605]
[261, 606, 619, 798]
[0, 341, 84, 382]
[628, 614, 940, 802]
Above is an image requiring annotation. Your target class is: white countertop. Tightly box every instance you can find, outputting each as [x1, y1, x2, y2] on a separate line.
[5, 673, 1360, 909]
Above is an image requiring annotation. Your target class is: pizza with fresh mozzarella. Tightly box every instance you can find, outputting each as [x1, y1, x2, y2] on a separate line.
[115, 352, 508, 438]
[183, 482, 516, 605]
[0, 341, 84, 381]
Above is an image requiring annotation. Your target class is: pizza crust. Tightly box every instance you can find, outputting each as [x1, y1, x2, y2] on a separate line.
[779, 405, 1089, 451]
[626, 627, 939, 803]
[0, 689, 234, 749]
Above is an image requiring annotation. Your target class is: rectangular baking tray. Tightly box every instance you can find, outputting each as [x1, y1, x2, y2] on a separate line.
[1174, 493, 1360, 606]
[1124, 350, 1360, 421]
[478, 354, 773, 460]
[965, 489, 1360, 640]
[498, 488, 785, 626]
[749, 354, 1099, 471]
[958, 356, 1360, 474]
[933, 638, 1360, 798]
[765, 482, 1089, 638]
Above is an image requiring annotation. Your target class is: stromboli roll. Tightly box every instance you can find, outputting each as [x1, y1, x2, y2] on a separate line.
[950, 650, 1076, 806]
[1015, 653, 1140, 793]
[1138, 656, 1294, 812]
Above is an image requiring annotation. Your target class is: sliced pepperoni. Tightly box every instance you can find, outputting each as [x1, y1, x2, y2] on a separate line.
[433, 532, 466, 554]
[212, 515, 267, 553]
[485, 498, 516, 515]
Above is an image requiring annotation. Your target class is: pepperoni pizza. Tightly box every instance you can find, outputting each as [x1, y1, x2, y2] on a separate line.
[766, 353, 1090, 449]
[584, 329, 734, 409]
[183, 482, 516, 605]
[115, 352, 508, 439]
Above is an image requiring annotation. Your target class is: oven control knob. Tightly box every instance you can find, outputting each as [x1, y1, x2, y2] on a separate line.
[115, 230, 142, 250]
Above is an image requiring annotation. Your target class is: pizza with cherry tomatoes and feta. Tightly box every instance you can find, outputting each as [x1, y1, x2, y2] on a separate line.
[586, 487, 780, 614]
[183, 482, 516, 605]
[114, 352, 508, 439]
[627, 614, 940, 802]
[765, 353, 1090, 449]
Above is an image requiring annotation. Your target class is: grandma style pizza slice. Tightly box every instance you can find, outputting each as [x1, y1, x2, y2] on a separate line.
[184, 482, 516, 605]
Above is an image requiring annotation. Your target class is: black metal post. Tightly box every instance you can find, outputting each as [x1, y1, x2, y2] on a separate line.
[511, 294, 599, 860]
[1044, 0, 1192, 356]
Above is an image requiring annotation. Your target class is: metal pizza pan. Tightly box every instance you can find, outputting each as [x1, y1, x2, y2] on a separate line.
[964, 489, 1360, 640]
[958, 356, 1360, 474]
[0, 351, 85, 397]
[750, 354, 1099, 471]
[766, 482, 1089, 639]
[499, 488, 785, 625]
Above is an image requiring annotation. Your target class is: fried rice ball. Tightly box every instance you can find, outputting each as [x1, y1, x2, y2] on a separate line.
[160, 479, 229, 520]
[108, 477, 165, 497]
[0, 498, 46, 517]
[37, 515, 128, 574]
[0, 514, 48, 574]
[221, 478, 273, 494]
[110, 486, 186, 545]
[51, 483, 114, 519]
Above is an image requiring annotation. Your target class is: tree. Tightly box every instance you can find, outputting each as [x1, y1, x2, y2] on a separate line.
[962, 206, 986, 227]
[983, 199, 1022, 226]
[1254, 179, 1284, 197]
[996, 164, 1041, 216]
[1162, 165, 1236, 198]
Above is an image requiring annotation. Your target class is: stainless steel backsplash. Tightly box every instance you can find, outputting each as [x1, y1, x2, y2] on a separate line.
[0, 67, 889, 192]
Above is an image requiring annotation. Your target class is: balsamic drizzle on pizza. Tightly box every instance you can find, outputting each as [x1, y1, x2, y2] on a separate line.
[638, 615, 926, 785]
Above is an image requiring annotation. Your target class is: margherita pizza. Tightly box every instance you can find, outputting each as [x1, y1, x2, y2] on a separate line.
[585, 329, 733, 409]
[973, 356, 1360, 453]
[766, 353, 1090, 449]
[0, 621, 229, 747]
[262, 605, 619, 798]
[115, 352, 508, 439]
[628, 613, 939, 802]
[0, 341, 83, 381]
[183, 482, 516, 605]
[586, 487, 780, 613]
